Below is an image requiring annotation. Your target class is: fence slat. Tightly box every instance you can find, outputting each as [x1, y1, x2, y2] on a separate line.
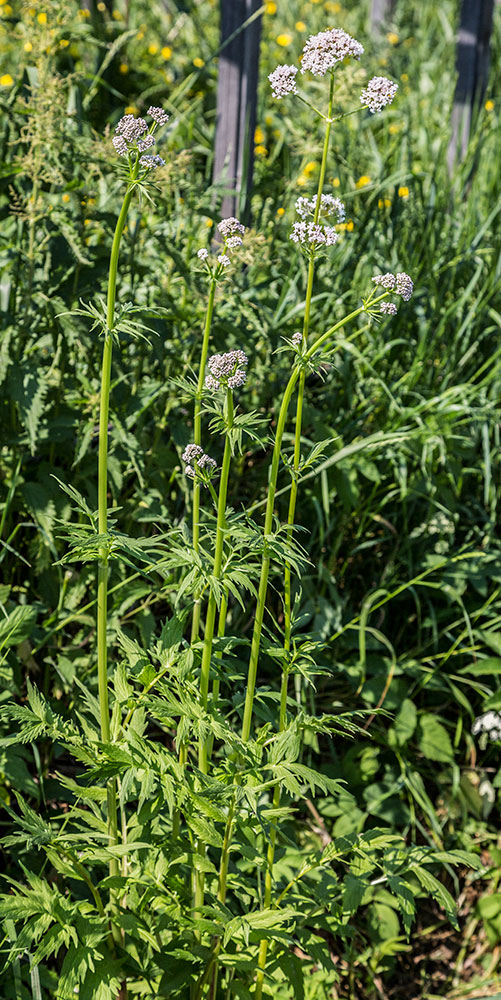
[213, 0, 262, 221]
[448, 0, 495, 168]
[370, 0, 396, 33]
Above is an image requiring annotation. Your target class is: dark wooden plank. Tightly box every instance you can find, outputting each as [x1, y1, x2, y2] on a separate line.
[213, 0, 262, 221]
[448, 0, 495, 167]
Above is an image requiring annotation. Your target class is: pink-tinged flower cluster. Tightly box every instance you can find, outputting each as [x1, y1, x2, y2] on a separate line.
[301, 28, 364, 76]
[372, 271, 413, 302]
[360, 76, 398, 113]
[269, 64, 298, 99]
[380, 301, 398, 315]
[181, 443, 217, 481]
[196, 218, 245, 277]
[290, 221, 339, 247]
[295, 193, 346, 222]
[205, 350, 248, 391]
[112, 107, 169, 163]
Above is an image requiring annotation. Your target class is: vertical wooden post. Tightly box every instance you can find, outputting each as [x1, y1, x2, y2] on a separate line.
[213, 0, 262, 222]
[448, 0, 495, 168]
[370, 0, 396, 33]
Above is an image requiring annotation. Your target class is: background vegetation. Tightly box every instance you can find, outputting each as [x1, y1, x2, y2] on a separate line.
[0, 0, 500, 997]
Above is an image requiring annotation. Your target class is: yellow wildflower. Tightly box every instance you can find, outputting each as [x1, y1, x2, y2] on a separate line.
[356, 175, 371, 188]
[254, 145, 267, 156]
[346, 220, 354, 231]
[398, 186, 409, 198]
[79, 8, 91, 16]
[161, 46, 172, 59]
[303, 161, 317, 175]
[37, 11, 47, 24]
[125, 105, 138, 114]
[389, 123, 400, 135]
[254, 126, 265, 144]
[387, 32, 398, 45]
[0, 73, 13, 85]
[112, 9, 123, 18]
[295, 21, 306, 31]
[193, 57, 204, 68]
[297, 175, 308, 187]
[331, 177, 340, 187]
[59, 39, 69, 48]
[276, 207, 285, 216]
[276, 33, 293, 47]
[400, 72, 408, 82]
[24, 41, 33, 52]
[62, 193, 70, 203]
[119, 63, 129, 75]
[265, 1, 277, 13]
[97, 1, 106, 10]
[205, 218, 213, 228]
[148, 44, 159, 55]
[485, 99, 494, 112]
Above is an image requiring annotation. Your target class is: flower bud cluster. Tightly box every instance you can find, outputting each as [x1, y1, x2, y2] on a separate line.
[182, 443, 217, 481]
[268, 64, 298, 99]
[295, 193, 346, 223]
[472, 711, 501, 742]
[301, 28, 364, 76]
[112, 107, 169, 167]
[380, 301, 398, 315]
[361, 76, 398, 113]
[372, 271, 413, 301]
[196, 218, 245, 278]
[205, 350, 248, 391]
[292, 331, 303, 347]
[290, 222, 339, 247]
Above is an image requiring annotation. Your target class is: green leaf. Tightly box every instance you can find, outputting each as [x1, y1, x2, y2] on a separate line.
[389, 699, 417, 747]
[387, 874, 416, 936]
[342, 873, 368, 916]
[417, 713, 454, 762]
[413, 866, 458, 929]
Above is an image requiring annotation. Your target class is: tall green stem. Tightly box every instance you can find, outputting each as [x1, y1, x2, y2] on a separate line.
[174, 279, 217, 844]
[191, 278, 217, 643]
[194, 388, 235, 916]
[254, 74, 335, 998]
[97, 162, 138, 890]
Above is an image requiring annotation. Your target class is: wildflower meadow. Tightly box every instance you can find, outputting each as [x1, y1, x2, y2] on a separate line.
[0, 1, 500, 998]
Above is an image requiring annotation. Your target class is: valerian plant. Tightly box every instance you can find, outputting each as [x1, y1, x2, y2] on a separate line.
[0, 26, 481, 1000]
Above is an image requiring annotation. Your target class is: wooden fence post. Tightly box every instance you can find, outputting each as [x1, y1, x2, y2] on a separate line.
[448, 0, 495, 168]
[213, 0, 262, 222]
[370, 0, 396, 33]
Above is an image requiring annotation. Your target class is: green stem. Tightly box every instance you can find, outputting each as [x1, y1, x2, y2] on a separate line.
[175, 279, 216, 842]
[254, 75, 335, 997]
[194, 389, 235, 917]
[191, 278, 217, 644]
[97, 160, 139, 894]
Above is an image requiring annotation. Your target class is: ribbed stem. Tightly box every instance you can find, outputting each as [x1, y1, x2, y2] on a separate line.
[97, 160, 138, 922]
[191, 278, 217, 643]
[194, 389, 234, 917]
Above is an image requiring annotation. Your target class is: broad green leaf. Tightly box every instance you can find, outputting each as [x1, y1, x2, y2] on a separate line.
[417, 713, 453, 762]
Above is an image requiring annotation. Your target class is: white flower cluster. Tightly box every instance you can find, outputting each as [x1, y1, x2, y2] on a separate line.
[472, 711, 501, 742]
[147, 106, 169, 125]
[380, 301, 398, 315]
[290, 221, 339, 248]
[218, 217, 245, 239]
[196, 218, 245, 277]
[360, 76, 398, 113]
[139, 154, 165, 169]
[372, 271, 413, 300]
[181, 443, 217, 480]
[268, 64, 298, 99]
[292, 331, 303, 346]
[295, 193, 346, 222]
[206, 350, 248, 391]
[301, 28, 364, 76]
[112, 107, 169, 160]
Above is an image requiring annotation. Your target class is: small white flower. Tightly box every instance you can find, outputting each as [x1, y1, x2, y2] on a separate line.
[218, 217, 245, 238]
[301, 28, 364, 77]
[148, 106, 169, 125]
[380, 302, 398, 315]
[197, 248, 209, 262]
[361, 76, 398, 113]
[269, 64, 299, 99]
[217, 254, 231, 268]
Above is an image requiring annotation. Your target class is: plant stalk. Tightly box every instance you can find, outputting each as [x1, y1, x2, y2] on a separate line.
[97, 160, 139, 899]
